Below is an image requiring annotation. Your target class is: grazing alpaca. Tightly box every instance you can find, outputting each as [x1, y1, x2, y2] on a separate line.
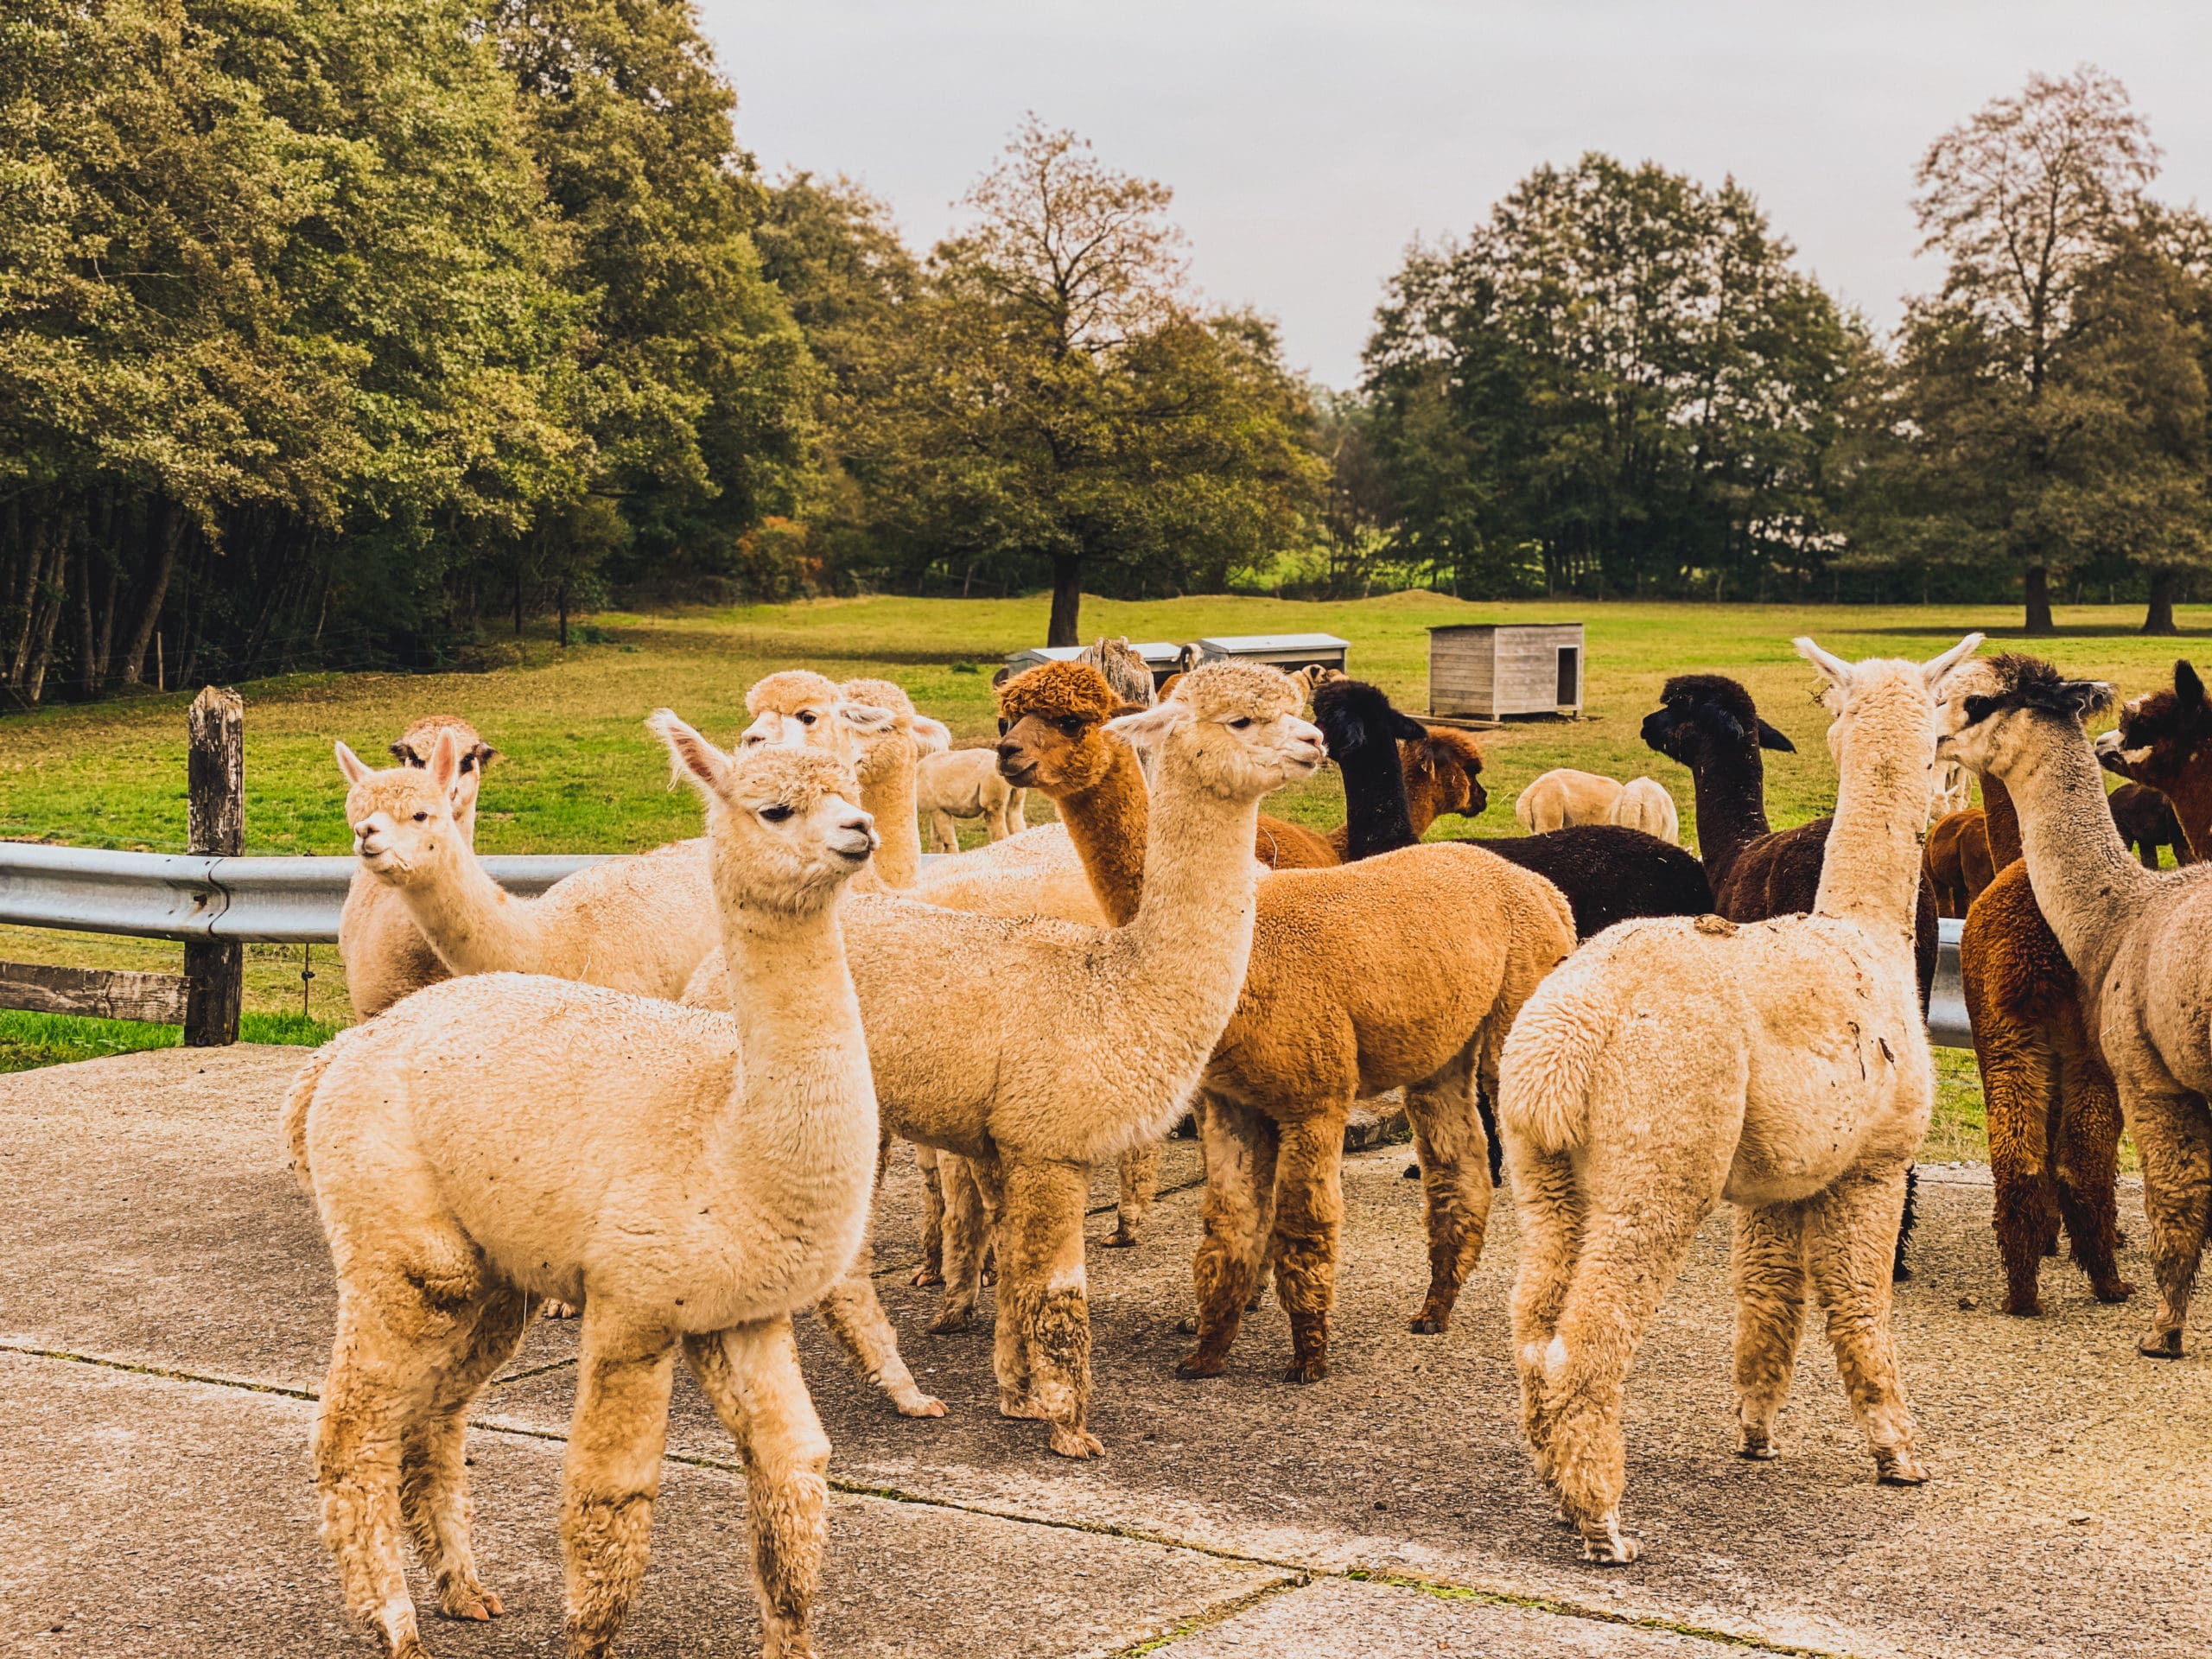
[982, 664, 1577, 1384]
[1942, 654, 2212, 1360]
[1959, 765, 2133, 1316]
[2106, 780, 2191, 869]
[338, 716, 498, 1018]
[916, 747, 1027, 850]
[1516, 768, 1624, 833]
[290, 737, 879, 1659]
[1502, 633, 1979, 1566]
[1925, 808, 1994, 918]
[1464, 828, 1713, 941]
[1643, 672, 1939, 1278]
[1607, 777, 1679, 845]
[688, 660, 1324, 1455]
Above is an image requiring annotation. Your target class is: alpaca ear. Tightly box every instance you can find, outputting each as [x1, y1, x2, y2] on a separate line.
[2177, 660, 2206, 712]
[1286, 666, 1318, 702]
[334, 741, 376, 785]
[1920, 632, 1984, 690]
[1757, 721, 1796, 753]
[647, 708, 728, 796]
[906, 714, 952, 755]
[2057, 680, 2120, 724]
[427, 728, 461, 794]
[1105, 701, 1191, 748]
[837, 702, 899, 739]
[1793, 636, 1855, 690]
[1389, 709, 1430, 745]
[472, 741, 501, 772]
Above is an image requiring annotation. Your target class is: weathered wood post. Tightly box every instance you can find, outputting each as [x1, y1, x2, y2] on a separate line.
[183, 686, 244, 1046]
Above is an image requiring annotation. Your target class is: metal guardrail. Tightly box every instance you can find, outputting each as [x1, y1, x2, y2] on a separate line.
[1929, 917, 1968, 1052]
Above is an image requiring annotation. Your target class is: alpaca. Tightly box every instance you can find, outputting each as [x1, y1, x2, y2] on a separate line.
[1942, 653, 2212, 1361]
[2107, 780, 2191, 869]
[290, 736, 879, 1659]
[1516, 768, 1624, 834]
[1643, 672, 1939, 1278]
[686, 660, 1325, 1455]
[1934, 760, 1973, 819]
[1465, 828, 1713, 941]
[1607, 777, 1679, 844]
[833, 677, 950, 893]
[1395, 724, 1491, 842]
[1501, 633, 1980, 1566]
[916, 747, 1027, 850]
[1925, 807, 1994, 918]
[976, 662, 1578, 1384]
[1075, 635, 1160, 707]
[338, 716, 498, 1019]
[2096, 659, 2212, 858]
[1959, 766, 2132, 1316]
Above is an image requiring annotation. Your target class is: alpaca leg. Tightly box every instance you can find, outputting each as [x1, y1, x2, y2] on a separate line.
[2052, 1039, 2132, 1303]
[1505, 1144, 1586, 1487]
[683, 1320, 830, 1659]
[912, 1143, 945, 1287]
[995, 1157, 1102, 1457]
[316, 1313, 439, 1657]
[1978, 1029, 2061, 1315]
[1104, 1141, 1162, 1247]
[2128, 1090, 2212, 1357]
[1540, 1187, 1713, 1563]
[1269, 1105, 1351, 1384]
[815, 1243, 944, 1417]
[401, 1283, 537, 1619]
[928, 1154, 988, 1333]
[929, 810, 958, 855]
[559, 1313, 678, 1659]
[1802, 1165, 1927, 1485]
[1402, 1043, 1492, 1334]
[1179, 1094, 1281, 1377]
[1003, 788, 1027, 836]
[1729, 1205, 1807, 1459]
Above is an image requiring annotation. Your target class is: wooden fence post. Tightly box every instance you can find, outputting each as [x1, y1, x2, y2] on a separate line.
[183, 686, 244, 1046]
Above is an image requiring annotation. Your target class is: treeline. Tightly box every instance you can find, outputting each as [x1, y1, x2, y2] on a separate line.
[6, 26, 2208, 708]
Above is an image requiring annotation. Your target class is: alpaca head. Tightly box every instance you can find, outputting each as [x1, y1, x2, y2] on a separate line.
[1406, 726, 1489, 820]
[1073, 637, 1158, 708]
[1796, 634, 1982, 788]
[1311, 677, 1427, 765]
[2094, 661, 2211, 798]
[1642, 675, 1797, 772]
[995, 661, 1139, 796]
[1937, 651, 2114, 779]
[336, 729, 473, 886]
[651, 710, 876, 915]
[836, 677, 952, 786]
[1107, 661, 1325, 802]
[740, 669, 901, 764]
[390, 715, 499, 779]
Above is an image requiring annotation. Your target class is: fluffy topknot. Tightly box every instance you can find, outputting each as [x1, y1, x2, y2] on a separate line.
[391, 715, 498, 772]
[725, 742, 859, 806]
[746, 669, 842, 715]
[840, 676, 915, 716]
[998, 660, 1122, 724]
[1976, 652, 2116, 722]
[1170, 659, 1302, 721]
[1656, 673, 1759, 725]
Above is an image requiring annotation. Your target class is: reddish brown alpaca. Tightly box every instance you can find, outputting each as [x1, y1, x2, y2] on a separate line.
[1253, 725, 1490, 869]
[990, 664, 1572, 1383]
[1926, 807, 1995, 917]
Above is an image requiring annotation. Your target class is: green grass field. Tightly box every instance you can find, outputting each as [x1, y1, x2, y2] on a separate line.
[5, 591, 2204, 1153]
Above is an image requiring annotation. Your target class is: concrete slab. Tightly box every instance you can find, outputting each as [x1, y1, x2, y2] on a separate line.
[1159, 1577, 1725, 1656]
[0, 1350, 1285, 1658]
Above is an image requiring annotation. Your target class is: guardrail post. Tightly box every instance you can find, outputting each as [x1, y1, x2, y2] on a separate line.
[183, 686, 244, 1046]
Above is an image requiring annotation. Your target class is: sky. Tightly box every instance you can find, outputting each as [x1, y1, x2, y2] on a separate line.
[702, 2, 2212, 389]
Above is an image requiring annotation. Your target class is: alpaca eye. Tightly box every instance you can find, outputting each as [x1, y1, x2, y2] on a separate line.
[1059, 717, 1084, 736]
[760, 804, 794, 823]
[1229, 716, 1253, 730]
[1962, 696, 1999, 727]
[411, 811, 429, 823]
[797, 711, 817, 726]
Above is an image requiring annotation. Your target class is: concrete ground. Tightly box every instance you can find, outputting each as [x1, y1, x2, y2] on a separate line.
[3, 1047, 2208, 1659]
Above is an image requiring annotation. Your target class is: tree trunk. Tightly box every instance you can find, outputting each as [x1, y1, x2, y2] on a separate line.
[2143, 568, 2180, 635]
[513, 563, 524, 636]
[118, 503, 183, 685]
[1046, 555, 1082, 646]
[75, 545, 97, 696]
[2024, 564, 2055, 635]
[557, 581, 569, 647]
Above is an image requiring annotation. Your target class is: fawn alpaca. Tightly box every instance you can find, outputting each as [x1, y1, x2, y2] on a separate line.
[291, 734, 880, 1659]
[1501, 634, 1979, 1565]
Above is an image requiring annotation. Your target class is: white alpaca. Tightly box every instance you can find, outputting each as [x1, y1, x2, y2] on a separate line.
[290, 736, 879, 1659]
[916, 747, 1028, 850]
[1516, 767, 1624, 833]
[1932, 759, 1973, 820]
[1497, 632, 1980, 1565]
[1606, 776, 1680, 844]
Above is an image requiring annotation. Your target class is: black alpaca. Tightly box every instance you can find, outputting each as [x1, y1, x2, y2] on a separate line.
[1312, 677, 1433, 858]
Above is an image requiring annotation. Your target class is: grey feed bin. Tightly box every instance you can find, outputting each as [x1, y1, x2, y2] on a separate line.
[1179, 633, 1350, 675]
[1427, 623, 1584, 721]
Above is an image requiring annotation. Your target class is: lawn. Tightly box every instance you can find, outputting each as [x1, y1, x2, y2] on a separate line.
[4, 590, 2205, 1152]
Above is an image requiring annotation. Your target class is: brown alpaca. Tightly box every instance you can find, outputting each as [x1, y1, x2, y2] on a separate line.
[986, 663, 1577, 1383]
[1925, 807, 1994, 918]
[1255, 722, 1490, 870]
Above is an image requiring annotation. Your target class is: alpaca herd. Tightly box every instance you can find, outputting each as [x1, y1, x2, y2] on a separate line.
[285, 631, 2212, 1653]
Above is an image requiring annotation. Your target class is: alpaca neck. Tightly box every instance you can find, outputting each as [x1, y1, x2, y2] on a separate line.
[1402, 749, 1446, 839]
[2156, 756, 2212, 860]
[1341, 746, 1417, 859]
[1982, 775, 2021, 869]
[1812, 685, 1932, 938]
[1686, 747, 1773, 886]
[1110, 742, 1265, 1000]
[1997, 720, 2158, 982]
[391, 842, 545, 976]
[1056, 741, 1150, 926]
[856, 746, 920, 891]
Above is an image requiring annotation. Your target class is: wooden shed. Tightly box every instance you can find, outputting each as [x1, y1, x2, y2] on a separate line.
[1427, 623, 1584, 721]
[1180, 633, 1350, 676]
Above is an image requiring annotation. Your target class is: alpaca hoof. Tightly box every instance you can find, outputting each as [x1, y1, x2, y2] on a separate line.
[1402, 1162, 1421, 1179]
[1175, 1348, 1228, 1379]
[1874, 1448, 1929, 1485]
[1281, 1358, 1329, 1385]
[2094, 1278, 2135, 1304]
[1100, 1225, 1139, 1249]
[1578, 1522, 1641, 1565]
[997, 1389, 1049, 1421]
[1174, 1314, 1198, 1335]
[1891, 1262, 1912, 1283]
[2139, 1327, 2186, 1358]
[894, 1393, 948, 1419]
[925, 1307, 975, 1335]
[1049, 1423, 1106, 1459]
[1407, 1310, 1449, 1335]
[1737, 1428, 1777, 1460]
[541, 1300, 578, 1320]
[910, 1266, 944, 1288]
[2001, 1295, 2043, 1319]
[437, 1580, 503, 1620]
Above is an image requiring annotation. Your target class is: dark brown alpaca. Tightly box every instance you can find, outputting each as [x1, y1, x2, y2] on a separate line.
[1926, 806, 1995, 917]
[1251, 688, 1491, 868]
[2106, 781, 2192, 869]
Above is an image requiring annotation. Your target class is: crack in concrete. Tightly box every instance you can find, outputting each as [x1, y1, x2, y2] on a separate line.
[1104, 1573, 1311, 1656]
[3, 1339, 1849, 1658]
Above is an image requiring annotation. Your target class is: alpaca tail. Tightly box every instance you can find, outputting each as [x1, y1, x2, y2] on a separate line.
[281, 1036, 346, 1195]
[1497, 982, 1613, 1157]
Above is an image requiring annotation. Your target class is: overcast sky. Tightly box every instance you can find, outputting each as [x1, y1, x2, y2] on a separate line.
[702, 2, 2212, 389]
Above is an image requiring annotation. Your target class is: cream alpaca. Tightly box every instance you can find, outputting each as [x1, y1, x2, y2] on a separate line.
[1606, 777, 1679, 845]
[916, 747, 1028, 850]
[291, 736, 879, 1659]
[1516, 768, 1624, 833]
[1498, 632, 1980, 1565]
[687, 660, 1322, 1456]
